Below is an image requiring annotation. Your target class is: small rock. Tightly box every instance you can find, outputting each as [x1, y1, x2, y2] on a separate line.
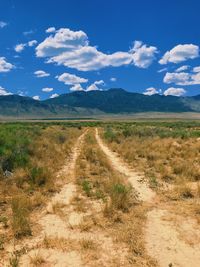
[4, 170, 13, 178]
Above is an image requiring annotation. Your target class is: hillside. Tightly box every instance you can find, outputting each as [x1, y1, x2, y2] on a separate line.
[44, 89, 194, 113]
[0, 89, 200, 118]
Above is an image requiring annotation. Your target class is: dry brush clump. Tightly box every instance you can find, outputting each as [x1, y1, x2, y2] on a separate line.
[11, 195, 32, 238]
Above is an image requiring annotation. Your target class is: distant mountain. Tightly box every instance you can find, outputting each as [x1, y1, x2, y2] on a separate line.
[44, 88, 195, 113]
[0, 89, 200, 118]
[0, 94, 102, 118]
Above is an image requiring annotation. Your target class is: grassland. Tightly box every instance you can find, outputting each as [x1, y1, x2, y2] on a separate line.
[0, 120, 200, 266]
[0, 123, 83, 253]
[102, 121, 200, 219]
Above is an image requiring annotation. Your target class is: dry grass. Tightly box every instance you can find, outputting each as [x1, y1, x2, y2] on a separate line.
[0, 124, 83, 256]
[11, 195, 31, 238]
[102, 124, 200, 222]
[29, 251, 46, 266]
[43, 236, 76, 251]
[80, 238, 97, 250]
[74, 129, 155, 266]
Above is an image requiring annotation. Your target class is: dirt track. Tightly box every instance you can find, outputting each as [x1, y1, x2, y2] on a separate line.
[2, 129, 200, 267]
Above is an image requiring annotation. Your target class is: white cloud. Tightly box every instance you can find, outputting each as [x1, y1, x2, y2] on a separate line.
[34, 70, 50, 77]
[42, 87, 53, 92]
[70, 84, 84, 91]
[86, 80, 104, 91]
[143, 87, 161, 96]
[69, 80, 105, 92]
[14, 40, 37, 52]
[159, 44, 199, 64]
[14, 43, 26, 53]
[56, 72, 88, 85]
[0, 86, 12, 95]
[175, 65, 189, 72]
[50, 93, 59, 98]
[46, 27, 56, 33]
[157, 67, 168, 73]
[28, 40, 37, 47]
[33, 95, 40, 100]
[164, 72, 189, 85]
[48, 46, 132, 71]
[130, 41, 158, 68]
[163, 87, 186, 96]
[163, 71, 200, 85]
[36, 28, 88, 57]
[0, 21, 7, 28]
[36, 28, 157, 71]
[17, 90, 26, 96]
[110, 77, 117, 82]
[93, 80, 104, 85]
[193, 66, 200, 73]
[0, 57, 14, 72]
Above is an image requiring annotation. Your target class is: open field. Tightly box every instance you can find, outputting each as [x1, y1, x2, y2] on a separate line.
[0, 121, 200, 266]
[2, 112, 200, 122]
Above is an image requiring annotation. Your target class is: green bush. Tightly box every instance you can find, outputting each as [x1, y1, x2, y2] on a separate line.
[29, 167, 49, 187]
[111, 183, 132, 211]
[82, 180, 92, 197]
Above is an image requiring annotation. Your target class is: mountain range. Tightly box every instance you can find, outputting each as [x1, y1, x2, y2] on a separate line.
[1, 89, 200, 118]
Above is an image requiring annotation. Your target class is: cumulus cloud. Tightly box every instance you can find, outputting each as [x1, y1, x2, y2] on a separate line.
[163, 87, 186, 96]
[15, 40, 37, 52]
[130, 41, 158, 68]
[36, 28, 157, 71]
[143, 87, 161, 96]
[50, 93, 59, 98]
[175, 65, 189, 72]
[70, 84, 84, 91]
[56, 72, 88, 85]
[0, 86, 12, 95]
[163, 71, 200, 85]
[193, 66, 200, 73]
[34, 70, 50, 77]
[69, 80, 105, 92]
[28, 40, 38, 47]
[86, 80, 104, 91]
[42, 87, 53, 92]
[0, 21, 7, 28]
[15, 43, 26, 53]
[110, 77, 117, 82]
[159, 44, 199, 64]
[33, 95, 40, 100]
[0, 57, 14, 72]
[46, 27, 56, 33]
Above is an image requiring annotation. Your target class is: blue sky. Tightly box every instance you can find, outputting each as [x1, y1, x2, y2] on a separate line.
[0, 0, 200, 100]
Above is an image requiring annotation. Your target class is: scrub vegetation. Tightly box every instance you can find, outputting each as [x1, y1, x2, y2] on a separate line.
[0, 120, 200, 266]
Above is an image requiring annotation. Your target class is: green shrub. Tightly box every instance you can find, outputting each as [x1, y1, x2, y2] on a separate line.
[110, 183, 132, 211]
[29, 167, 49, 187]
[82, 180, 92, 197]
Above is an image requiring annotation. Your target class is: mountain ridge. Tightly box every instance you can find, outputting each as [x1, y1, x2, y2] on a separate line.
[0, 88, 200, 117]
